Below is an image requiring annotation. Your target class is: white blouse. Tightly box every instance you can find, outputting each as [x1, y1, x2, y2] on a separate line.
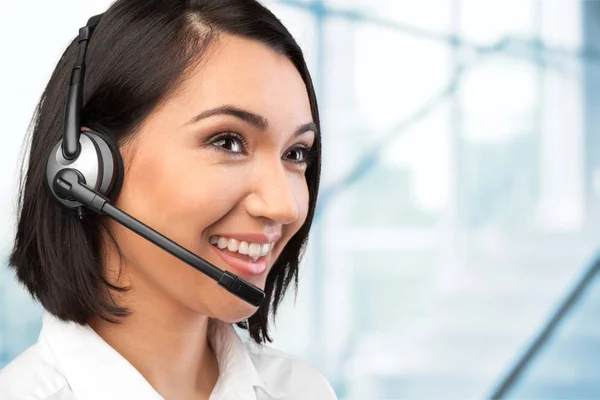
[0, 310, 337, 400]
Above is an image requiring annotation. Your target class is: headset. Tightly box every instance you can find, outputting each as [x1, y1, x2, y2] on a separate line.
[45, 13, 265, 308]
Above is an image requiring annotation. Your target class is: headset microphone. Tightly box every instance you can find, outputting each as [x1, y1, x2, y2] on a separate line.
[45, 13, 265, 308]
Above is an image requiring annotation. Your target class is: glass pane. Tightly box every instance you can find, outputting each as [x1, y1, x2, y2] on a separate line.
[506, 268, 600, 398]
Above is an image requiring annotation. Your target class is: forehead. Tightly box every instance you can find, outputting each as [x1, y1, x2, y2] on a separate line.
[171, 34, 312, 126]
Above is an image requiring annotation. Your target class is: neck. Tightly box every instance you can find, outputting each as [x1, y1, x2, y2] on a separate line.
[88, 271, 220, 399]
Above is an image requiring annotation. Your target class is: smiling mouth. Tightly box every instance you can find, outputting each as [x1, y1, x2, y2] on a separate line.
[210, 245, 269, 276]
[208, 235, 272, 275]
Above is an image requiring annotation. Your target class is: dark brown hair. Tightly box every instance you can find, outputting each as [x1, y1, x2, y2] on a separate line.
[9, 0, 321, 344]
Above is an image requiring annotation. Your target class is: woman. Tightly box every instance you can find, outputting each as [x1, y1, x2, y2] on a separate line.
[0, 0, 337, 399]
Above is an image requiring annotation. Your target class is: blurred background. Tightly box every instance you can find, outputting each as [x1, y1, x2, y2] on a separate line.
[1, 0, 600, 399]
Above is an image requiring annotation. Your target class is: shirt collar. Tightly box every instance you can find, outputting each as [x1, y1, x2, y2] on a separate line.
[39, 310, 279, 400]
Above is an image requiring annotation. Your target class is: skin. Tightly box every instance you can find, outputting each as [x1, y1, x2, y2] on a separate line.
[87, 33, 316, 400]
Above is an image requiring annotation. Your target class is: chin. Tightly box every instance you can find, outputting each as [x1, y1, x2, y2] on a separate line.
[192, 286, 266, 323]
[217, 271, 269, 323]
[205, 291, 263, 324]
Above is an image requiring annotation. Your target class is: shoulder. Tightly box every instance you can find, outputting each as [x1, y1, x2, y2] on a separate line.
[244, 341, 338, 400]
[0, 338, 73, 400]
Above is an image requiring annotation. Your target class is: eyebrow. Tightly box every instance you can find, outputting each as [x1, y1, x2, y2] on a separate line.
[184, 105, 317, 136]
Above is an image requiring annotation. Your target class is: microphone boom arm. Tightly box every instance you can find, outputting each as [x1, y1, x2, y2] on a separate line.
[52, 168, 265, 308]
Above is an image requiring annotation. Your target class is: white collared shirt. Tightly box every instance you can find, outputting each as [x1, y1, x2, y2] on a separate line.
[0, 311, 338, 400]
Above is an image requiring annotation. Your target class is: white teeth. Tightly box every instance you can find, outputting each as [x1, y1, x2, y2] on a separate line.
[209, 235, 272, 259]
[260, 244, 269, 257]
[227, 239, 239, 252]
[248, 243, 261, 258]
[238, 241, 249, 255]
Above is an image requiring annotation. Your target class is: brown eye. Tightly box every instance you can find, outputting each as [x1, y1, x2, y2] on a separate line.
[209, 132, 247, 156]
[286, 147, 308, 162]
[285, 145, 317, 167]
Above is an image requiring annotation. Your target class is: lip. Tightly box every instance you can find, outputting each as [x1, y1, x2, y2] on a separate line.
[210, 244, 268, 277]
[210, 232, 281, 245]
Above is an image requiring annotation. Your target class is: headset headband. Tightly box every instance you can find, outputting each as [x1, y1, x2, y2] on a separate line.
[62, 13, 105, 160]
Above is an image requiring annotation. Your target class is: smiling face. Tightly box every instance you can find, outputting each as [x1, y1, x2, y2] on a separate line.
[100, 33, 316, 322]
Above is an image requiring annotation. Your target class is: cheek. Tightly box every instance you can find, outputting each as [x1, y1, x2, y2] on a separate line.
[118, 147, 242, 235]
[106, 145, 245, 312]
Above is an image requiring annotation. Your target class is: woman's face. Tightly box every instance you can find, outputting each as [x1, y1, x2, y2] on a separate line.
[102, 34, 315, 322]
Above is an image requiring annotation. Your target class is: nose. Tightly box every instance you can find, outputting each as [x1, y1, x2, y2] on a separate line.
[244, 162, 300, 225]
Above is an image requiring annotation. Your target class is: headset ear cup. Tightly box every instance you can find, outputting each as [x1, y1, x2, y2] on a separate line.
[84, 129, 124, 201]
[105, 132, 124, 201]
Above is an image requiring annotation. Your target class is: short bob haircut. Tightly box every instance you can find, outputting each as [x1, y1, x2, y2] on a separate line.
[9, 0, 321, 344]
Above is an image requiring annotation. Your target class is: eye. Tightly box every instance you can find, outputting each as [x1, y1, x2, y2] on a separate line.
[208, 132, 247, 155]
[285, 146, 308, 162]
[285, 145, 317, 167]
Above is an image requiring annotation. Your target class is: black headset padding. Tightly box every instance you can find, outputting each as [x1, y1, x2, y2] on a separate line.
[86, 127, 124, 202]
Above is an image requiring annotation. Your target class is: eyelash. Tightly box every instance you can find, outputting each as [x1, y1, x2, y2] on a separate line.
[208, 132, 317, 167]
